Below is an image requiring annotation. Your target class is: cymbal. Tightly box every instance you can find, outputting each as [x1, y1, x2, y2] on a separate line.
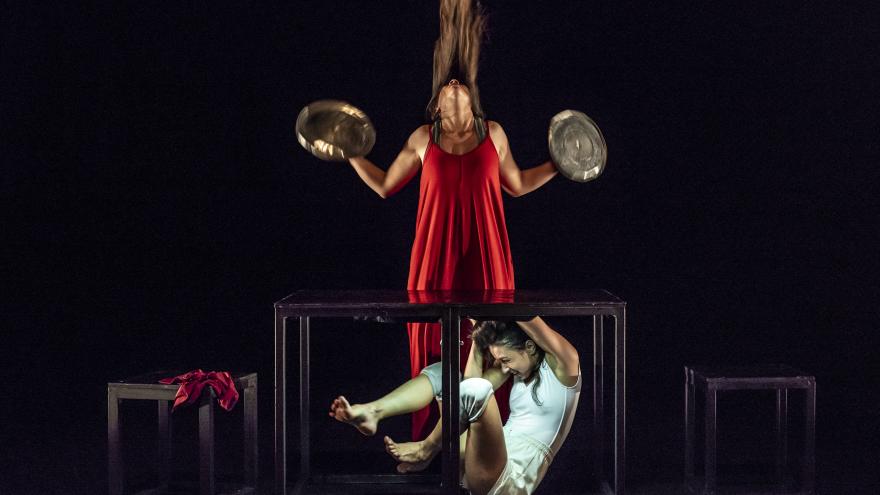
[548, 110, 607, 182]
[295, 100, 376, 161]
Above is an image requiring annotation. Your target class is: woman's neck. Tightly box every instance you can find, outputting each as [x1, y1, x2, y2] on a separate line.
[440, 110, 475, 136]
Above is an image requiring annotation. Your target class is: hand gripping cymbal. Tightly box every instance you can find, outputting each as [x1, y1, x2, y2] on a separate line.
[295, 100, 376, 161]
[548, 109, 607, 182]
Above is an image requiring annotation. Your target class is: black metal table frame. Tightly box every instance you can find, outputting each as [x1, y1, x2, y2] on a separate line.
[684, 365, 816, 495]
[274, 291, 626, 495]
[107, 372, 259, 495]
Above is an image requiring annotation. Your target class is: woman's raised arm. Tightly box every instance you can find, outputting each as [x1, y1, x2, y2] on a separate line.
[348, 125, 429, 198]
[517, 317, 579, 383]
[489, 121, 558, 197]
[464, 330, 510, 391]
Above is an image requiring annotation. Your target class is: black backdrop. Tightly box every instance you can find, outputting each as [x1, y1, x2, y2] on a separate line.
[3, 1, 879, 493]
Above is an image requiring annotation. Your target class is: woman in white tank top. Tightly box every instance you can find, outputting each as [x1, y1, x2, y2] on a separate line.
[329, 317, 581, 495]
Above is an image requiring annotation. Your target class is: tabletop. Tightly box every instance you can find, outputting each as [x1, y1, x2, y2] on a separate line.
[274, 289, 624, 310]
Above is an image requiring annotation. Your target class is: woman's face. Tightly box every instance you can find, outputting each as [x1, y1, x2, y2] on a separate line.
[489, 341, 538, 380]
[436, 79, 472, 116]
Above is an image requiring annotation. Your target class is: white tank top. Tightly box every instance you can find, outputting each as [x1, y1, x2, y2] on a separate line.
[503, 359, 581, 457]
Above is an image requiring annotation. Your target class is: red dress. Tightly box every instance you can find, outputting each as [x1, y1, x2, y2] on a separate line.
[407, 131, 515, 440]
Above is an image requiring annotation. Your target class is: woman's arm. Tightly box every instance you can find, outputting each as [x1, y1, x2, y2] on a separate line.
[464, 334, 510, 391]
[348, 125, 429, 198]
[517, 316, 580, 384]
[488, 121, 558, 197]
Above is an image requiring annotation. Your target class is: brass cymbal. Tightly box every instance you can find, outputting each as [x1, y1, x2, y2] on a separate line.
[548, 110, 607, 182]
[295, 100, 376, 161]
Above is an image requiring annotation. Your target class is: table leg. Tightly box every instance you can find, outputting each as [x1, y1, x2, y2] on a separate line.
[298, 316, 311, 495]
[593, 315, 605, 486]
[685, 367, 695, 486]
[158, 400, 172, 492]
[199, 390, 216, 495]
[244, 375, 259, 489]
[107, 387, 123, 495]
[704, 386, 717, 495]
[775, 388, 789, 488]
[274, 312, 288, 495]
[804, 382, 816, 494]
[613, 307, 626, 494]
[440, 307, 461, 495]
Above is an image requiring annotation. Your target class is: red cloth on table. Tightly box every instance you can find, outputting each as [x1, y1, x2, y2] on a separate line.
[406, 133, 515, 440]
[159, 370, 239, 412]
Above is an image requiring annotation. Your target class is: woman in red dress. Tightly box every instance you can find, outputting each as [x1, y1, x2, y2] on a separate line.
[347, 0, 558, 441]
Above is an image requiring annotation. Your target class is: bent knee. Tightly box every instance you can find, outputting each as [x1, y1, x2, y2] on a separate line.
[460, 377, 494, 423]
[419, 362, 465, 399]
[460, 377, 493, 402]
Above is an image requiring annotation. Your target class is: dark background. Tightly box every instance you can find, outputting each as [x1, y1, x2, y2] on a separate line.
[3, 1, 879, 493]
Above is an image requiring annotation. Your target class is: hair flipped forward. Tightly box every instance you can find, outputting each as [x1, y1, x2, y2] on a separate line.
[426, 0, 486, 121]
[471, 320, 546, 406]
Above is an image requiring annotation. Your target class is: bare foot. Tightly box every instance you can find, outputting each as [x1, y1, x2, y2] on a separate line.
[384, 435, 439, 465]
[328, 396, 378, 436]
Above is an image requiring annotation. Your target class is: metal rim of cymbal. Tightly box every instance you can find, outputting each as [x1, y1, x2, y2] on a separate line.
[548, 109, 607, 182]
[295, 99, 376, 161]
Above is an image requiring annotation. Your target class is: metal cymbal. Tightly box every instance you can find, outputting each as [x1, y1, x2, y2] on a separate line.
[548, 110, 607, 182]
[295, 100, 376, 161]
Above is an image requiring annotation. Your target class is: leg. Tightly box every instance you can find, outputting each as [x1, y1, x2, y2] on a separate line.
[199, 390, 216, 495]
[244, 375, 258, 488]
[685, 367, 695, 485]
[462, 395, 507, 495]
[386, 412, 443, 470]
[775, 388, 788, 488]
[329, 373, 436, 436]
[704, 387, 717, 495]
[804, 382, 816, 494]
[386, 400, 472, 474]
[613, 309, 626, 494]
[440, 307, 461, 495]
[274, 312, 287, 495]
[107, 387, 122, 495]
[593, 315, 604, 484]
[158, 400, 172, 492]
[298, 316, 310, 492]
[387, 374, 493, 474]
[383, 357, 460, 466]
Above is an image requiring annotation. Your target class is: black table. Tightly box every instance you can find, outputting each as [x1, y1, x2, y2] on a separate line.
[274, 289, 626, 494]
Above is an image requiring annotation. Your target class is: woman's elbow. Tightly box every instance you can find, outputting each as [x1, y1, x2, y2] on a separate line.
[504, 186, 524, 198]
[374, 186, 393, 199]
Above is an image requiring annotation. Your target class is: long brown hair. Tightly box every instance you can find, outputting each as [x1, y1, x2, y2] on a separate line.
[426, 0, 487, 121]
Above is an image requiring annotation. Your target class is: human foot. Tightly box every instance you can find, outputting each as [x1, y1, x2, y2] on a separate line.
[384, 435, 439, 464]
[328, 396, 378, 436]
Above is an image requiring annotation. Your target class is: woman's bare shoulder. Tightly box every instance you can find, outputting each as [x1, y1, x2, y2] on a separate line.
[408, 125, 431, 146]
[486, 120, 507, 141]
[408, 125, 431, 162]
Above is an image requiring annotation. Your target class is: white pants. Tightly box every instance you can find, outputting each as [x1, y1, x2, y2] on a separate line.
[476, 429, 554, 495]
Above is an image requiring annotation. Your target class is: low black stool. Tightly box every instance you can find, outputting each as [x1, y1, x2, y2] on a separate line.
[108, 371, 258, 495]
[685, 365, 815, 495]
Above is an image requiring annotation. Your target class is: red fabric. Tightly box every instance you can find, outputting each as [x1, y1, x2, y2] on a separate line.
[158, 370, 239, 412]
[406, 134, 514, 440]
